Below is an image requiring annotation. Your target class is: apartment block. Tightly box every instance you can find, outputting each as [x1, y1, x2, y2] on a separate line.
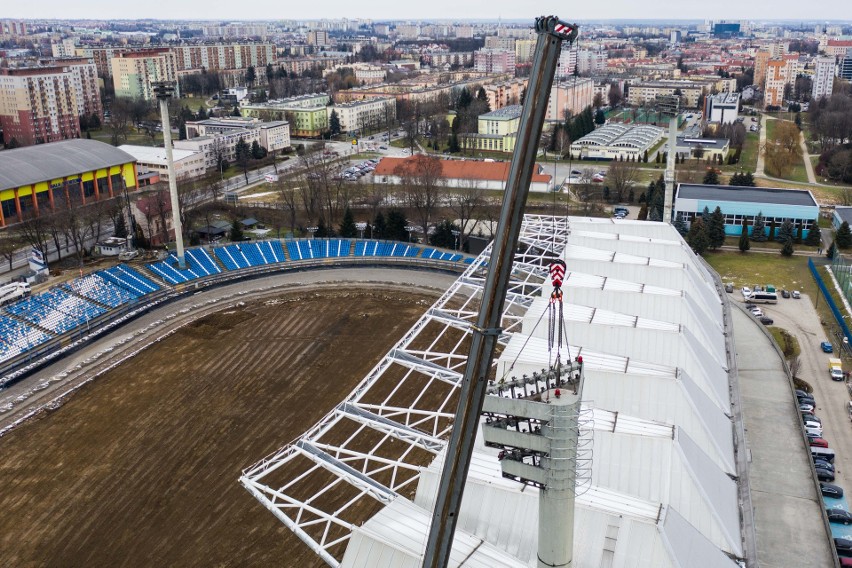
[328, 97, 396, 135]
[171, 43, 275, 73]
[484, 78, 527, 111]
[1, 20, 27, 36]
[111, 49, 180, 101]
[241, 93, 331, 137]
[627, 81, 704, 108]
[841, 49, 852, 81]
[0, 67, 84, 146]
[812, 56, 835, 101]
[75, 46, 131, 77]
[555, 46, 578, 79]
[307, 30, 330, 47]
[51, 39, 77, 58]
[753, 51, 770, 89]
[764, 59, 787, 107]
[474, 49, 516, 74]
[484, 37, 516, 51]
[201, 24, 268, 38]
[515, 39, 536, 64]
[547, 78, 595, 121]
[176, 117, 290, 170]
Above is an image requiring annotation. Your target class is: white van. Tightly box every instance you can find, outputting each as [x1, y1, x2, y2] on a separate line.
[811, 446, 835, 463]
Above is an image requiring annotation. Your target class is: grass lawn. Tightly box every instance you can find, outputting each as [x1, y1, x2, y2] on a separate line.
[704, 250, 816, 298]
[723, 235, 818, 252]
[768, 326, 801, 358]
[765, 118, 778, 141]
[738, 132, 760, 173]
[89, 128, 164, 147]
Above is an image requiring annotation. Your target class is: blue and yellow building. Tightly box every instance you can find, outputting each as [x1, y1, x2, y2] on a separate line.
[0, 139, 138, 228]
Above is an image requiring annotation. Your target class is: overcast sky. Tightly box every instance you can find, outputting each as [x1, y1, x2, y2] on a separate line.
[3, 1, 851, 22]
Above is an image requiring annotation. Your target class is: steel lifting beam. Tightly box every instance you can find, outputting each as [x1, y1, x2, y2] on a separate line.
[421, 15, 578, 568]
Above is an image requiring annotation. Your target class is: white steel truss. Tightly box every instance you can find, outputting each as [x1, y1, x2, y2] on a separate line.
[240, 215, 572, 567]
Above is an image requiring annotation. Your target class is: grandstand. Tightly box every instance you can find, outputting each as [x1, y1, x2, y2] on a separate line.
[0, 239, 468, 375]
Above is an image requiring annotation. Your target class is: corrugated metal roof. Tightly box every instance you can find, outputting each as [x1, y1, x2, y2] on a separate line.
[0, 139, 135, 192]
[676, 183, 818, 207]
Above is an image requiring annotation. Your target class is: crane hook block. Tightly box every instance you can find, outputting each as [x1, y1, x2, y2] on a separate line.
[535, 16, 579, 44]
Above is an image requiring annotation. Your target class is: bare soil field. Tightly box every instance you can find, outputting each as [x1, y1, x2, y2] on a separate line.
[0, 288, 436, 567]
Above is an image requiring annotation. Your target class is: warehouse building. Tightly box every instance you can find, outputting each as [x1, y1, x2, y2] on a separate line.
[0, 139, 138, 228]
[570, 123, 664, 161]
[674, 184, 819, 237]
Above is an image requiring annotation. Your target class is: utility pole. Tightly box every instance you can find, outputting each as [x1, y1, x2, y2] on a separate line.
[153, 81, 186, 269]
[422, 16, 578, 568]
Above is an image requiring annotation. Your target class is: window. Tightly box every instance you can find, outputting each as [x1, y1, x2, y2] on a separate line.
[2, 199, 17, 219]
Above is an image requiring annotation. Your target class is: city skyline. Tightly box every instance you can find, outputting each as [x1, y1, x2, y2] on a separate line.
[3, 1, 852, 23]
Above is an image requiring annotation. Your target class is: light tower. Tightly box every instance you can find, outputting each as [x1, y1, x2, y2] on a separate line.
[481, 361, 591, 568]
[656, 94, 681, 224]
[152, 81, 186, 269]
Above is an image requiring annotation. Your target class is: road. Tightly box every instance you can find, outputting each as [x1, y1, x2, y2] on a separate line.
[738, 291, 852, 492]
[755, 114, 768, 177]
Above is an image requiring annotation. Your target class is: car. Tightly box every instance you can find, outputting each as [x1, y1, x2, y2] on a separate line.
[815, 458, 835, 472]
[792, 290, 801, 299]
[118, 249, 139, 261]
[379, 145, 388, 150]
[817, 466, 836, 482]
[799, 402, 815, 412]
[810, 436, 830, 448]
[760, 316, 774, 325]
[806, 424, 824, 437]
[725, 283, 734, 293]
[802, 413, 822, 425]
[742, 287, 752, 298]
[749, 308, 764, 317]
[745, 303, 757, 310]
[829, 509, 852, 525]
[822, 482, 844, 498]
[781, 289, 791, 298]
[836, 538, 852, 557]
[841, 557, 852, 567]
[822, 341, 834, 353]
[570, 169, 582, 175]
[796, 389, 813, 399]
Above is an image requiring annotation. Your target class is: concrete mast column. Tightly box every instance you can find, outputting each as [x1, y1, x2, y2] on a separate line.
[157, 91, 185, 269]
[538, 388, 580, 568]
[663, 115, 677, 224]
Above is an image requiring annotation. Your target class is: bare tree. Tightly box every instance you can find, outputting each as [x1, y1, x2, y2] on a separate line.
[107, 98, 132, 146]
[14, 212, 51, 257]
[394, 154, 446, 238]
[448, 179, 486, 250]
[0, 234, 23, 271]
[607, 159, 639, 203]
[275, 178, 301, 236]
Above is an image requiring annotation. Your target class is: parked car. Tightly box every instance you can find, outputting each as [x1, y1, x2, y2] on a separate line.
[822, 341, 835, 353]
[841, 557, 852, 567]
[810, 436, 830, 448]
[828, 509, 852, 525]
[792, 290, 801, 299]
[817, 466, 836, 482]
[781, 289, 791, 298]
[806, 424, 824, 437]
[797, 389, 813, 399]
[836, 538, 852, 557]
[749, 308, 764, 317]
[822, 483, 845, 498]
[570, 169, 583, 175]
[118, 250, 139, 261]
[725, 283, 734, 293]
[814, 458, 835, 472]
[760, 316, 774, 325]
[379, 145, 388, 150]
[802, 413, 822, 425]
[799, 402, 815, 412]
[745, 303, 757, 310]
[742, 286, 752, 298]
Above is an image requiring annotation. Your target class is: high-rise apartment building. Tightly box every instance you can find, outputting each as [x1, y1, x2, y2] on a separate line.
[474, 49, 516, 74]
[555, 46, 578, 79]
[0, 67, 82, 146]
[753, 51, 770, 89]
[812, 56, 836, 101]
[42, 58, 103, 121]
[840, 49, 852, 81]
[484, 36, 516, 51]
[1, 20, 27, 36]
[111, 49, 180, 101]
[764, 60, 787, 107]
[51, 38, 77, 58]
[75, 46, 131, 77]
[201, 24, 268, 38]
[171, 43, 275, 73]
[306, 31, 330, 47]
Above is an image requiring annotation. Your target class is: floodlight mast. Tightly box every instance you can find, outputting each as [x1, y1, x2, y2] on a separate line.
[421, 16, 578, 568]
[153, 81, 186, 269]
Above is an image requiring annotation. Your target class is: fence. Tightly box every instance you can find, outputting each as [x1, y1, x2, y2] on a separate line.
[809, 257, 852, 351]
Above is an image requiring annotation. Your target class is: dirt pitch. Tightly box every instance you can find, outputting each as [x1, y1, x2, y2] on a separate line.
[0, 288, 437, 567]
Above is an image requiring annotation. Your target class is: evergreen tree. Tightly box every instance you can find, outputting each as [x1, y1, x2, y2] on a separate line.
[231, 105, 241, 117]
[827, 241, 837, 259]
[777, 219, 795, 243]
[339, 207, 357, 237]
[197, 106, 208, 120]
[245, 65, 257, 87]
[314, 219, 330, 238]
[230, 219, 244, 242]
[795, 222, 803, 244]
[457, 87, 473, 110]
[708, 206, 726, 249]
[114, 214, 128, 239]
[686, 217, 710, 255]
[373, 211, 387, 239]
[448, 132, 460, 153]
[767, 218, 777, 241]
[781, 239, 794, 256]
[179, 122, 187, 140]
[673, 216, 688, 236]
[836, 221, 852, 249]
[594, 108, 606, 125]
[628, 188, 635, 203]
[430, 219, 460, 249]
[751, 211, 767, 242]
[804, 219, 822, 247]
[739, 220, 750, 252]
[251, 139, 266, 159]
[329, 109, 341, 136]
[643, 149, 648, 163]
[386, 209, 408, 241]
[703, 170, 720, 184]
[638, 203, 648, 220]
[650, 178, 665, 221]
[743, 171, 755, 186]
[730, 172, 743, 186]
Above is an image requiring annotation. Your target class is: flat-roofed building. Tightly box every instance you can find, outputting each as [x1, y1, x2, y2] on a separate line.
[812, 56, 836, 101]
[675, 183, 819, 237]
[111, 49, 180, 101]
[241, 93, 330, 138]
[628, 81, 704, 108]
[328, 97, 396, 135]
[0, 139, 138, 227]
[547, 78, 594, 121]
[461, 105, 523, 153]
[177, 117, 290, 169]
[118, 144, 206, 181]
[703, 92, 740, 125]
[570, 123, 665, 161]
[474, 49, 516, 74]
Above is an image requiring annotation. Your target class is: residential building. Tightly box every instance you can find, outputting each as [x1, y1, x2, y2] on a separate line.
[753, 51, 770, 89]
[764, 59, 787, 107]
[555, 46, 578, 79]
[374, 156, 553, 192]
[462, 105, 522, 153]
[576, 49, 606, 75]
[0, 139, 139, 228]
[51, 39, 77, 58]
[454, 25, 474, 39]
[426, 51, 474, 68]
[395, 25, 420, 39]
[547, 78, 594, 121]
[570, 123, 664, 161]
[0, 66, 84, 147]
[111, 49, 180, 101]
[177, 116, 291, 169]
[328, 97, 396, 135]
[515, 39, 536, 64]
[352, 63, 386, 85]
[307, 30, 331, 48]
[812, 56, 836, 101]
[74, 46, 131, 77]
[483, 78, 526, 111]
[703, 92, 740, 125]
[201, 24, 268, 38]
[675, 184, 818, 237]
[118, 145, 206, 181]
[626, 81, 704, 108]
[1, 20, 27, 36]
[474, 49, 516, 74]
[825, 39, 852, 58]
[484, 37, 515, 51]
[841, 49, 852, 81]
[41, 58, 103, 121]
[171, 43, 275, 73]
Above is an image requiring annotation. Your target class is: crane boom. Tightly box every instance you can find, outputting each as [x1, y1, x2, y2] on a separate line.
[421, 15, 578, 568]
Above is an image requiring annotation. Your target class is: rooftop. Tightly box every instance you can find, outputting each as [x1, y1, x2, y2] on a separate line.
[118, 145, 200, 165]
[0, 139, 136, 193]
[676, 184, 818, 207]
[481, 105, 522, 120]
[374, 156, 551, 183]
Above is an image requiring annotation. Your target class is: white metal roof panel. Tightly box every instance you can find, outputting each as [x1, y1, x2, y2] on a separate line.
[660, 506, 740, 568]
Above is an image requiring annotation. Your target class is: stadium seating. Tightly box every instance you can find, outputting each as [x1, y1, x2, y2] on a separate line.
[146, 248, 221, 285]
[101, 265, 161, 296]
[420, 248, 462, 262]
[286, 239, 351, 260]
[353, 241, 421, 258]
[0, 317, 51, 363]
[63, 272, 138, 308]
[214, 241, 287, 271]
[5, 288, 107, 335]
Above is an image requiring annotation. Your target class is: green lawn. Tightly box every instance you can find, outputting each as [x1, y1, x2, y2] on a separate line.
[704, 251, 816, 298]
[738, 132, 760, 173]
[723, 235, 818, 252]
[89, 128, 164, 147]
